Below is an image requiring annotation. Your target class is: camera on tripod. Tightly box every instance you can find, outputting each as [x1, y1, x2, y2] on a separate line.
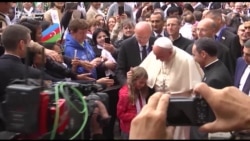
[0, 79, 109, 140]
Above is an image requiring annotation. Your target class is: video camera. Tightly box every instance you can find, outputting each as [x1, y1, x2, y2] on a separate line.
[0, 79, 109, 140]
[167, 95, 215, 126]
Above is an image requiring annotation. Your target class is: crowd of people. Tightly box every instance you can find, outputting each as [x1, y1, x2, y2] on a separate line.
[0, 1, 250, 140]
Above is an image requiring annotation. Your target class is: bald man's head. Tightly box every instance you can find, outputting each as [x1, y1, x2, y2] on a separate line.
[134, 21, 152, 46]
[196, 18, 216, 38]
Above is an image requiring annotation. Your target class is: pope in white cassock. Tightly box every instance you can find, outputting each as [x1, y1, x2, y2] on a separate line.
[139, 37, 204, 139]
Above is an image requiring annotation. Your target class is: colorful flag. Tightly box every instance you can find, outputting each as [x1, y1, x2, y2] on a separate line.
[41, 23, 61, 43]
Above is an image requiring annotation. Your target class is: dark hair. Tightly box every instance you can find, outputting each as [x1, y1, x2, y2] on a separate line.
[42, 42, 56, 50]
[166, 15, 182, 25]
[183, 3, 194, 13]
[92, 28, 110, 46]
[244, 39, 250, 48]
[151, 11, 165, 21]
[2, 24, 31, 51]
[205, 9, 222, 20]
[40, 20, 51, 31]
[193, 10, 202, 21]
[209, 2, 222, 10]
[194, 37, 218, 57]
[68, 19, 89, 33]
[166, 6, 180, 17]
[18, 18, 41, 42]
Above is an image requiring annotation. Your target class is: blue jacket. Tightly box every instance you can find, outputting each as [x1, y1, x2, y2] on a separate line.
[64, 34, 97, 79]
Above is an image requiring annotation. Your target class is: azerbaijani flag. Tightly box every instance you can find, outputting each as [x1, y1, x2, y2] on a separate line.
[41, 23, 61, 43]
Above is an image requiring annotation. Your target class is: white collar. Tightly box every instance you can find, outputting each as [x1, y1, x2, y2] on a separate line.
[97, 45, 103, 49]
[205, 59, 219, 68]
[23, 7, 34, 16]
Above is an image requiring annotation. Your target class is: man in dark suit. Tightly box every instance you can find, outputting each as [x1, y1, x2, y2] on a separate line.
[193, 2, 207, 11]
[150, 11, 168, 38]
[0, 24, 59, 131]
[116, 21, 156, 85]
[190, 37, 233, 139]
[166, 16, 193, 51]
[186, 18, 235, 77]
[233, 39, 250, 139]
[153, 2, 167, 11]
[234, 39, 250, 95]
[204, 9, 242, 61]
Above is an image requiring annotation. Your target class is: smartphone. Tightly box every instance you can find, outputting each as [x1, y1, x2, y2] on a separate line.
[104, 37, 111, 44]
[118, 6, 124, 15]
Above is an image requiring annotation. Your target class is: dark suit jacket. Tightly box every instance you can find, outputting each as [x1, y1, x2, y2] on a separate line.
[234, 57, 248, 89]
[194, 3, 207, 11]
[115, 36, 156, 85]
[186, 40, 235, 77]
[0, 54, 59, 101]
[172, 34, 194, 51]
[153, 2, 167, 11]
[217, 27, 242, 61]
[203, 60, 233, 88]
[190, 60, 233, 140]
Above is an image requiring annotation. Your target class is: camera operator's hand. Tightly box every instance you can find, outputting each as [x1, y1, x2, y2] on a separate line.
[96, 77, 114, 87]
[129, 92, 171, 139]
[194, 83, 250, 133]
[94, 100, 110, 119]
[90, 101, 110, 139]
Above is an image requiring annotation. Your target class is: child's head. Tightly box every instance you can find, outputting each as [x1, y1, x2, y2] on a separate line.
[42, 42, 64, 60]
[33, 52, 46, 69]
[128, 66, 148, 103]
[129, 66, 148, 89]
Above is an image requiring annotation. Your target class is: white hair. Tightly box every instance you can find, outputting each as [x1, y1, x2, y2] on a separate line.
[153, 37, 173, 49]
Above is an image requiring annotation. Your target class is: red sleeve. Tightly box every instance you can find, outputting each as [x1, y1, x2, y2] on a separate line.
[117, 85, 136, 122]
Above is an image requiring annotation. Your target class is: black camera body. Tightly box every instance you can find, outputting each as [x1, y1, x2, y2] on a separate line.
[85, 92, 109, 116]
[53, 81, 109, 116]
[167, 95, 215, 126]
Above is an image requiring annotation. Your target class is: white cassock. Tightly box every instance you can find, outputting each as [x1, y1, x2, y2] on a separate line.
[140, 46, 204, 139]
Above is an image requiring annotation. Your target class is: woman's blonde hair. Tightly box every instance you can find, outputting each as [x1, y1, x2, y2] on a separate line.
[128, 66, 149, 104]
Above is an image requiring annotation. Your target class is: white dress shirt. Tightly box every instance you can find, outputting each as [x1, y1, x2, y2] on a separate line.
[239, 65, 250, 95]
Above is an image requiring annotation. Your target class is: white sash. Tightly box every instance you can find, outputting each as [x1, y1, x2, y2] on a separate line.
[135, 94, 146, 114]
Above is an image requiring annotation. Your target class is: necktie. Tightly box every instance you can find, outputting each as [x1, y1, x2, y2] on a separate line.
[215, 35, 219, 41]
[242, 73, 250, 94]
[157, 34, 162, 38]
[141, 46, 147, 61]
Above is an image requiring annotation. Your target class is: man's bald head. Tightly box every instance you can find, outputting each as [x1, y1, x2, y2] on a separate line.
[135, 21, 152, 33]
[197, 18, 216, 38]
[134, 21, 152, 46]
